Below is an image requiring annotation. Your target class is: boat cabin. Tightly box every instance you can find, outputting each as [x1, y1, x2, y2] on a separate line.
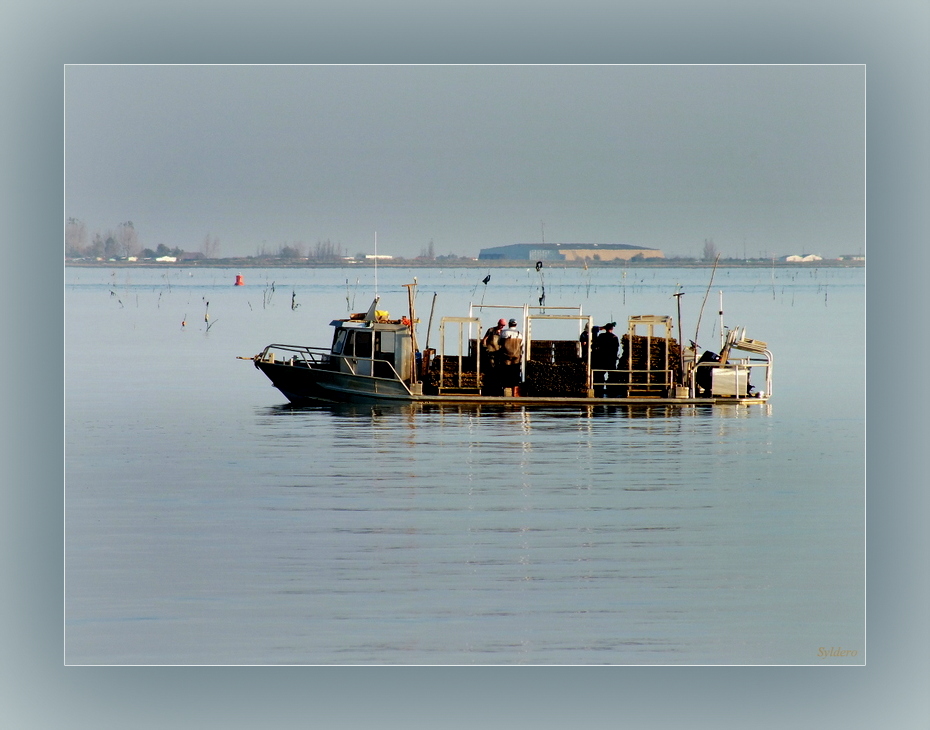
[328, 318, 417, 382]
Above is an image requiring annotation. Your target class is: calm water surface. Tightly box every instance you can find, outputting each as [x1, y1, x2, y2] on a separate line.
[65, 265, 864, 664]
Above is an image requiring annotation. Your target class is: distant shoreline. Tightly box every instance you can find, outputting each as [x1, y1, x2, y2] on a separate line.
[66, 259, 864, 270]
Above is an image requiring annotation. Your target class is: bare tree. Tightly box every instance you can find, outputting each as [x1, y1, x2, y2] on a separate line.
[702, 238, 718, 261]
[65, 218, 87, 257]
[89, 233, 104, 258]
[117, 221, 140, 257]
[418, 239, 436, 260]
[311, 239, 340, 262]
[103, 233, 120, 258]
[202, 234, 220, 258]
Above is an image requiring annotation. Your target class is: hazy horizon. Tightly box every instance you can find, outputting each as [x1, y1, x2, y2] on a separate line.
[65, 65, 864, 261]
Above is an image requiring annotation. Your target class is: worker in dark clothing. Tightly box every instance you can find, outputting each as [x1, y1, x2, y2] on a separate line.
[480, 318, 506, 394]
[499, 318, 524, 394]
[481, 319, 505, 364]
[695, 350, 720, 396]
[579, 324, 600, 363]
[591, 322, 619, 396]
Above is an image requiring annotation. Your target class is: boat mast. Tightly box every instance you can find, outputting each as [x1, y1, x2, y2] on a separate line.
[373, 231, 379, 298]
[403, 281, 419, 384]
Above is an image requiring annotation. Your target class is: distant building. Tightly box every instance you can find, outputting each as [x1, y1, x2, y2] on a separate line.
[782, 254, 823, 263]
[478, 243, 664, 262]
[365, 254, 394, 260]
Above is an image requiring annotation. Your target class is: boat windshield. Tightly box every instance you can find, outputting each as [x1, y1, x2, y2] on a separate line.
[332, 328, 347, 354]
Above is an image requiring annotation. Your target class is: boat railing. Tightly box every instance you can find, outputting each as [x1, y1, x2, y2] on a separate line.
[256, 343, 413, 392]
[592, 367, 678, 397]
[257, 343, 332, 366]
[689, 351, 773, 399]
[588, 350, 772, 400]
[435, 317, 483, 394]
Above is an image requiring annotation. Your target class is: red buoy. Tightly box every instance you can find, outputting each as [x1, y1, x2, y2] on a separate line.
[234, 274, 245, 286]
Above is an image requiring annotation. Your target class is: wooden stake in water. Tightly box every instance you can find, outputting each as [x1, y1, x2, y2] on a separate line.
[204, 301, 217, 331]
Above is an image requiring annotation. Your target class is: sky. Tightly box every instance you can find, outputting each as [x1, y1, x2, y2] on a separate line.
[65, 64, 864, 260]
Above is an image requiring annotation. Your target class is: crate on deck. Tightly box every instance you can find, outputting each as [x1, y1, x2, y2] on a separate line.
[426, 355, 481, 391]
[524, 360, 589, 396]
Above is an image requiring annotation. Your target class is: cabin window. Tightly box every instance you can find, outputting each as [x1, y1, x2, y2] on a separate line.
[353, 330, 372, 358]
[332, 329, 347, 355]
[373, 331, 396, 377]
[376, 331, 395, 355]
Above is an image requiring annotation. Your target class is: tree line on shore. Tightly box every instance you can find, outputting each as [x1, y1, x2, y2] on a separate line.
[65, 220, 860, 266]
[66, 219, 471, 263]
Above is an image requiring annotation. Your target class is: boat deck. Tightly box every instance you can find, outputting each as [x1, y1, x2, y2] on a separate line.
[249, 290, 773, 409]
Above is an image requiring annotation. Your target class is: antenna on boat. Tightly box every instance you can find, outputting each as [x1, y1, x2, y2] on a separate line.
[694, 252, 720, 351]
[373, 231, 379, 298]
[425, 291, 437, 349]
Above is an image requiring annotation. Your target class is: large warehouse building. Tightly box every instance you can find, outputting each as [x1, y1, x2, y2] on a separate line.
[477, 243, 664, 262]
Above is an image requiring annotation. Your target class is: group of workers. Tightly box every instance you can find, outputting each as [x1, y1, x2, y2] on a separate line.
[580, 322, 620, 372]
[580, 322, 622, 394]
[479, 318, 524, 394]
[479, 317, 625, 396]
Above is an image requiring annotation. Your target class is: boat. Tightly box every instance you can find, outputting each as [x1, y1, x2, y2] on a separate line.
[244, 283, 772, 407]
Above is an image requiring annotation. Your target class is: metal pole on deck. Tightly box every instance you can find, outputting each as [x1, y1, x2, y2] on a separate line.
[673, 290, 684, 383]
[403, 282, 418, 384]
